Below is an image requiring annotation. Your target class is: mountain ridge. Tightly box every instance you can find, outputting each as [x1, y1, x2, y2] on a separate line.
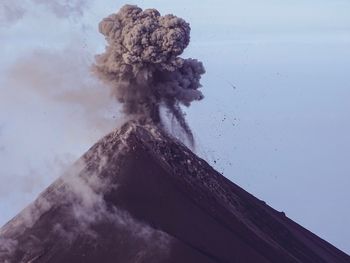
[0, 121, 349, 262]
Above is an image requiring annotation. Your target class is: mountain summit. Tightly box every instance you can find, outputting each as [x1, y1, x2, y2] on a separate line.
[0, 121, 349, 263]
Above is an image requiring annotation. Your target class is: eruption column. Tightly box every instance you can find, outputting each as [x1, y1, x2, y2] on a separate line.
[93, 5, 205, 145]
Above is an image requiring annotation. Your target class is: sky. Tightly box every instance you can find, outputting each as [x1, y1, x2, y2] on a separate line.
[1, 0, 350, 254]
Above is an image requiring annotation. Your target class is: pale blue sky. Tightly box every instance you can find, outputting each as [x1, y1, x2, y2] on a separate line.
[1, 0, 350, 254]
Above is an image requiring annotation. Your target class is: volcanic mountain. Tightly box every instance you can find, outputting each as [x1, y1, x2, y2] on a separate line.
[0, 121, 349, 263]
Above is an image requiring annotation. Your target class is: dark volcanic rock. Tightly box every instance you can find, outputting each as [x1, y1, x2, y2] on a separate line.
[0, 121, 349, 263]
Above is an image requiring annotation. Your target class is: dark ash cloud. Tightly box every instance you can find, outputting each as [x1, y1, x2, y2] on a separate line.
[93, 5, 205, 145]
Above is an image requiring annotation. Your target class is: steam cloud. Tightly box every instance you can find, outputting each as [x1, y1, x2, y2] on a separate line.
[94, 5, 205, 145]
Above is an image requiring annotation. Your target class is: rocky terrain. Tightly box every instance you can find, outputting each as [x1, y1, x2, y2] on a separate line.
[0, 121, 349, 262]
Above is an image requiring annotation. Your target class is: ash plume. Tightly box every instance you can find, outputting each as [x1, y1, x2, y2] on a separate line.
[93, 5, 205, 145]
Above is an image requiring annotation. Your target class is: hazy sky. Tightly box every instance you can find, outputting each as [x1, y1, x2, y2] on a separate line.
[1, 0, 350, 254]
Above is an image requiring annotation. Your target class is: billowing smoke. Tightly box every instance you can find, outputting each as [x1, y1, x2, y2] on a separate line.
[93, 5, 205, 145]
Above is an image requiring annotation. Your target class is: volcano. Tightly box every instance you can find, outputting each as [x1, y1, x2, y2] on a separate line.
[0, 121, 349, 263]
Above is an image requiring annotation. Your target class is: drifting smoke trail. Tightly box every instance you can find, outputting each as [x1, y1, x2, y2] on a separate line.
[0, 0, 91, 25]
[32, 0, 90, 18]
[93, 5, 205, 145]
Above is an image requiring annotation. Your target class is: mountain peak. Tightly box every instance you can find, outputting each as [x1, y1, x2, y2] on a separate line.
[1, 122, 349, 262]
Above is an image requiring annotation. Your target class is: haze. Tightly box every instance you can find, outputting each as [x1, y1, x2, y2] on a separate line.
[0, 0, 349, 254]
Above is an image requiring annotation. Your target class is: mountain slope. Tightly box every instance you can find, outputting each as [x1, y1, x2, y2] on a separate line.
[0, 121, 349, 263]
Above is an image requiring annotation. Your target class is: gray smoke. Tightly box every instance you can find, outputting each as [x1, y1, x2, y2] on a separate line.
[32, 0, 90, 18]
[0, 0, 91, 26]
[0, 3, 25, 25]
[93, 5, 205, 145]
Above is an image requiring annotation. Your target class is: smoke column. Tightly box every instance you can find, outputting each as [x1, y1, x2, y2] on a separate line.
[93, 5, 205, 145]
